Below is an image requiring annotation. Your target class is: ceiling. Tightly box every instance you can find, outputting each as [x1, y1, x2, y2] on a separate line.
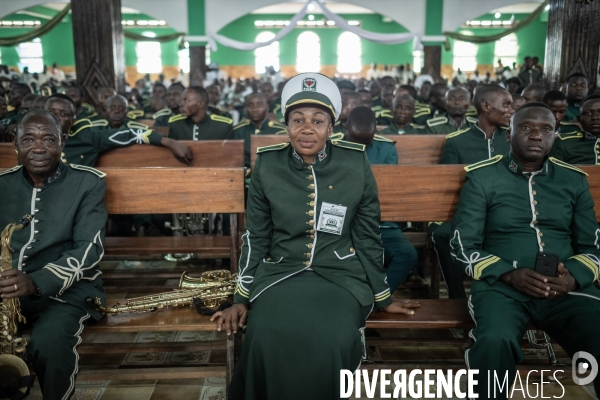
[40, 3, 141, 14]
[491, 1, 545, 14]
[252, 2, 374, 14]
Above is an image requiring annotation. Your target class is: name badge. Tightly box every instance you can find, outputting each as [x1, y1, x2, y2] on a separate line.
[316, 202, 347, 235]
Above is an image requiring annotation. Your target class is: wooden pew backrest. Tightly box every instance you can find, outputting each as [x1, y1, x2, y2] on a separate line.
[101, 167, 245, 214]
[249, 135, 445, 167]
[0, 140, 244, 169]
[374, 165, 600, 222]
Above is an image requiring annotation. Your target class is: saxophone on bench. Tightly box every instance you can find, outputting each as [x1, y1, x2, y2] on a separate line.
[0, 215, 34, 398]
[86, 270, 236, 315]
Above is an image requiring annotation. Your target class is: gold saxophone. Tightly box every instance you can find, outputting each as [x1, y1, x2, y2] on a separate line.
[87, 270, 236, 315]
[0, 215, 34, 398]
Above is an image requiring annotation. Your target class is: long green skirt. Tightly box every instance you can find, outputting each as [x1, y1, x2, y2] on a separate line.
[229, 270, 373, 400]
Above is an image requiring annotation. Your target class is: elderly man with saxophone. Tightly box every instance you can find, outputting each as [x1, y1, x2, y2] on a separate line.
[0, 109, 107, 400]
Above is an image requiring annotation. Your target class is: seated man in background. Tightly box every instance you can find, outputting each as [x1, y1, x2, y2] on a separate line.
[19, 93, 38, 115]
[5, 83, 32, 124]
[380, 94, 424, 134]
[521, 83, 546, 103]
[358, 89, 373, 109]
[102, 94, 152, 130]
[45, 94, 192, 167]
[374, 84, 395, 122]
[233, 93, 286, 169]
[168, 86, 233, 140]
[0, 109, 108, 400]
[333, 91, 363, 134]
[543, 90, 579, 134]
[92, 86, 116, 121]
[511, 94, 525, 112]
[424, 87, 471, 135]
[433, 85, 514, 299]
[451, 102, 600, 399]
[427, 83, 448, 116]
[65, 85, 96, 120]
[550, 94, 600, 164]
[345, 105, 418, 294]
[153, 83, 186, 128]
[565, 73, 589, 121]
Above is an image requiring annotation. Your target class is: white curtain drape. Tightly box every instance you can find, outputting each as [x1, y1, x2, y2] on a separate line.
[207, 0, 421, 52]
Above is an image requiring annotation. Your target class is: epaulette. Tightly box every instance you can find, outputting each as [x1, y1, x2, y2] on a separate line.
[466, 116, 478, 125]
[410, 123, 426, 129]
[267, 120, 285, 129]
[69, 119, 94, 136]
[549, 157, 588, 176]
[85, 112, 98, 120]
[464, 155, 503, 172]
[272, 104, 281, 113]
[82, 103, 95, 113]
[90, 119, 109, 127]
[153, 108, 172, 119]
[371, 105, 383, 113]
[128, 104, 137, 111]
[446, 127, 471, 139]
[560, 121, 580, 126]
[210, 114, 233, 125]
[330, 139, 365, 151]
[466, 107, 478, 116]
[374, 134, 393, 143]
[168, 114, 187, 123]
[414, 109, 432, 118]
[334, 120, 341, 127]
[329, 132, 344, 141]
[426, 116, 448, 127]
[257, 142, 290, 154]
[0, 165, 22, 176]
[69, 164, 106, 178]
[127, 121, 149, 130]
[377, 110, 393, 118]
[126, 109, 144, 120]
[557, 132, 583, 140]
[415, 102, 430, 110]
[234, 120, 251, 130]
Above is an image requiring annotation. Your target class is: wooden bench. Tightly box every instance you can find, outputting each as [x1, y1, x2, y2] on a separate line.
[249, 134, 446, 167]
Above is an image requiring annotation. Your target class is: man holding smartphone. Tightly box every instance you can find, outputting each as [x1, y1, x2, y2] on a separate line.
[451, 102, 600, 399]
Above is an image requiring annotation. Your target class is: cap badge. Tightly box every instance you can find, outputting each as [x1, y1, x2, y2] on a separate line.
[302, 77, 317, 92]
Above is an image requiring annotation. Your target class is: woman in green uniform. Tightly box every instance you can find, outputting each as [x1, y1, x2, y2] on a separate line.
[212, 73, 419, 399]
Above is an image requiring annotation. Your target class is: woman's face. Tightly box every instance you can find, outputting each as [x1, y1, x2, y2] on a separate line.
[287, 106, 333, 163]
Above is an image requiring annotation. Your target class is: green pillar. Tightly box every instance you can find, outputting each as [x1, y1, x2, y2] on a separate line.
[187, 0, 207, 85]
[423, 0, 445, 79]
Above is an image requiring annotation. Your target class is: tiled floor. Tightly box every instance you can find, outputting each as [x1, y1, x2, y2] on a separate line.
[30, 258, 595, 400]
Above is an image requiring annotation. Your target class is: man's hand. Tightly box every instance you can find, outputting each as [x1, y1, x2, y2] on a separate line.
[382, 299, 420, 315]
[545, 263, 577, 297]
[500, 268, 552, 298]
[0, 269, 38, 298]
[211, 303, 248, 335]
[161, 137, 193, 166]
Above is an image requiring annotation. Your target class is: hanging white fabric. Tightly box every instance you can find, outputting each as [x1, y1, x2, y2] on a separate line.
[313, 0, 421, 50]
[207, 0, 422, 52]
[208, 2, 309, 51]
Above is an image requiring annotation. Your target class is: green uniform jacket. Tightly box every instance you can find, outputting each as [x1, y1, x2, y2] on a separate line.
[63, 118, 164, 166]
[439, 124, 509, 164]
[566, 99, 581, 122]
[450, 154, 600, 301]
[332, 120, 346, 134]
[379, 121, 424, 134]
[234, 140, 392, 309]
[376, 107, 432, 126]
[76, 103, 97, 121]
[337, 133, 398, 164]
[557, 121, 581, 135]
[167, 113, 234, 141]
[549, 131, 600, 165]
[232, 118, 286, 167]
[0, 162, 108, 320]
[423, 115, 470, 135]
[152, 108, 173, 127]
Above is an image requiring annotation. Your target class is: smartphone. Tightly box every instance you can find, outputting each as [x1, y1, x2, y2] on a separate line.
[534, 251, 559, 277]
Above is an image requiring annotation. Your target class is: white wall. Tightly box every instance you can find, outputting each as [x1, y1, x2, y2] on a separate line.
[123, 0, 188, 33]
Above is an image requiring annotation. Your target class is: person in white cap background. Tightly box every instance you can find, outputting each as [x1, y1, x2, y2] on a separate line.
[212, 73, 420, 399]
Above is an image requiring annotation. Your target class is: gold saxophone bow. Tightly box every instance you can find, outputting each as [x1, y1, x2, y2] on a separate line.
[87, 270, 237, 315]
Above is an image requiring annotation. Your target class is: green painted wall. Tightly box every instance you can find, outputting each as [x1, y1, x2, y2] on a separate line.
[211, 13, 415, 67]
[441, 13, 548, 67]
[0, 6, 548, 73]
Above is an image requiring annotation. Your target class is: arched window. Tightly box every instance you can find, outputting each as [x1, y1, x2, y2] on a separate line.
[254, 32, 280, 74]
[452, 31, 478, 72]
[337, 32, 361, 74]
[136, 32, 162, 74]
[296, 31, 320, 73]
[17, 38, 43, 73]
[494, 33, 519, 70]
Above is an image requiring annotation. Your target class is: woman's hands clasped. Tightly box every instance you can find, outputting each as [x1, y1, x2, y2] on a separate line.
[382, 299, 421, 315]
[211, 303, 248, 335]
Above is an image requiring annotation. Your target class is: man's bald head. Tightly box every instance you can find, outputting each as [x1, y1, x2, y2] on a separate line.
[17, 108, 61, 140]
[473, 85, 510, 114]
[509, 102, 556, 163]
[522, 84, 547, 103]
[106, 94, 128, 108]
[393, 93, 415, 109]
[245, 92, 268, 106]
[106, 94, 129, 128]
[20, 93, 39, 114]
[339, 91, 364, 121]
